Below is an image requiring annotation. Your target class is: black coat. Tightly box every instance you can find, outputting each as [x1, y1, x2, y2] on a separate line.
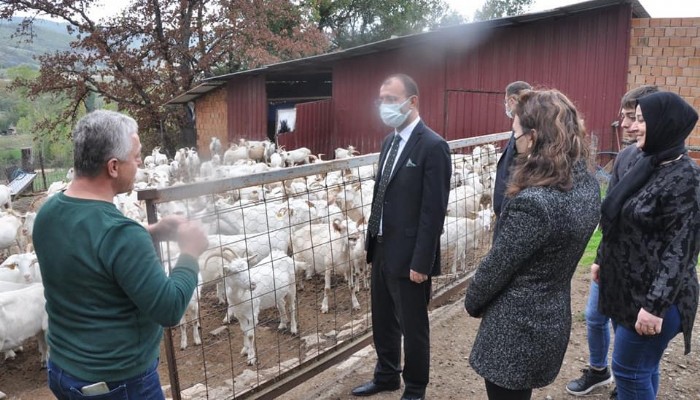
[365, 121, 451, 277]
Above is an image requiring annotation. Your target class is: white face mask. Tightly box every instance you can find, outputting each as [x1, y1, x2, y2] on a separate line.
[379, 97, 412, 128]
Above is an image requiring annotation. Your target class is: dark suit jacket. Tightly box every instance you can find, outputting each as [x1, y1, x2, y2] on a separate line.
[493, 133, 515, 218]
[365, 120, 452, 277]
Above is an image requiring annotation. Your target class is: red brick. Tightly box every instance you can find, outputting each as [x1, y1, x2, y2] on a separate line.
[629, 55, 639, 65]
[637, 36, 649, 46]
[657, 57, 668, 66]
[659, 37, 671, 47]
[664, 47, 675, 56]
[667, 57, 678, 66]
[694, 18, 700, 27]
[655, 76, 666, 85]
[674, 47, 686, 56]
[695, 69, 700, 77]
[644, 47, 655, 56]
[687, 27, 698, 36]
[669, 18, 680, 27]
[650, 19, 661, 27]
[689, 136, 700, 147]
[644, 28, 654, 37]
[630, 65, 642, 75]
[651, 66, 663, 76]
[680, 86, 692, 96]
[679, 58, 689, 67]
[690, 58, 700, 67]
[647, 56, 657, 66]
[670, 37, 682, 47]
[677, 28, 687, 36]
[668, 86, 681, 94]
[645, 75, 657, 84]
[689, 77, 699, 87]
[652, 47, 663, 56]
[631, 47, 642, 56]
[680, 37, 692, 46]
[661, 66, 674, 76]
[627, 74, 636, 85]
[682, 19, 693, 27]
[632, 19, 642, 28]
[639, 18, 651, 27]
[655, 28, 665, 36]
[685, 47, 696, 57]
[693, 37, 700, 47]
[666, 76, 677, 85]
[635, 75, 646, 84]
[666, 27, 676, 36]
[641, 65, 652, 75]
[661, 18, 673, 26]
[678, 76, 688, 86]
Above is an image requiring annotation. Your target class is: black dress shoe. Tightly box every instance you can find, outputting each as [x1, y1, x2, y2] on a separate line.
[351, 381, 400, 396]
[400, 396, 425, 400]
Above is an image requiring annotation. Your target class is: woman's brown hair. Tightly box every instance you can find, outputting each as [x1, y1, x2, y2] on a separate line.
[506, 90, 589, 196]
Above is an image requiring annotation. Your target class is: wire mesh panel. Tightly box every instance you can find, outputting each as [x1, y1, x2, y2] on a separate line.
[138, 132, 509, 399]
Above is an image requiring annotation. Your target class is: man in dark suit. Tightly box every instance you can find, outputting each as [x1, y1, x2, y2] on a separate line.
[351, 74, 451, 400]
[492, 81, 531, 238]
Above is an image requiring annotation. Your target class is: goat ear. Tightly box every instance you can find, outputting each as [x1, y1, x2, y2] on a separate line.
[247, 253, 258, 262]
[332, 219, 343, 232]
[5, 263, 17, 270]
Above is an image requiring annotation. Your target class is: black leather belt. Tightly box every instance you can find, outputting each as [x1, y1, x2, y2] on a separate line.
[376, 235, 384, 243]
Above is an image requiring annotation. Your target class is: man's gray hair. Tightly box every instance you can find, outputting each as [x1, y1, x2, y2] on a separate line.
[73, 110, 138, 177]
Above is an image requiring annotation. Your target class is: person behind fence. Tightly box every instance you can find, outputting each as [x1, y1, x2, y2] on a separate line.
[351, 74, 451, 400]
[565, 85, 659, 398]
[596, 91, 700, 400]
[464, 89, 600, 400]
[493, 80, 531, 230]
[33, 110, 209, 400]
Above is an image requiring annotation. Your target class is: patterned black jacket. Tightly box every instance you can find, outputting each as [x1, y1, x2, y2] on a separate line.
[598, 155, 700, 354]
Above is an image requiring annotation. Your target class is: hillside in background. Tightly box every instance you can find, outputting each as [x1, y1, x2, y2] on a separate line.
[0, 17, 73, 70]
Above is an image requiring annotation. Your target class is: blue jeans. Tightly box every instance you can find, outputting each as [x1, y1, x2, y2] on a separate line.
[585, 281, 611, 369]
[612, 304, 681, 400]
[47, 358, 164, 400]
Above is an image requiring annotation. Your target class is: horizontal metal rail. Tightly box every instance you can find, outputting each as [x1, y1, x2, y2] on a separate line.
[137, 132, 511, 204]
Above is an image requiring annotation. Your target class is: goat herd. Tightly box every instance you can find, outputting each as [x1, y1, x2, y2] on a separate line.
[0, 138, 500, 398]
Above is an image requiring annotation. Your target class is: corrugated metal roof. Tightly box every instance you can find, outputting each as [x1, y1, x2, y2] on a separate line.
[169, 0, 647, 104]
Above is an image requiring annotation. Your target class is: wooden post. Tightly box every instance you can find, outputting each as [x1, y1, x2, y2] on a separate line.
[20, 147, 34, 192]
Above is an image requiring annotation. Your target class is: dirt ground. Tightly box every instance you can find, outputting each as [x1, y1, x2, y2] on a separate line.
[2, 269, 699, 400]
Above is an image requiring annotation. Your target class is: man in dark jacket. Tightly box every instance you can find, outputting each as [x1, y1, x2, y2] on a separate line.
[351, 74, 451, 400]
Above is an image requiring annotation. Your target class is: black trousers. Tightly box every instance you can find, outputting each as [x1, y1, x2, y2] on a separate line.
[371, 240, 431, 397]
[485, 380, 532, 400]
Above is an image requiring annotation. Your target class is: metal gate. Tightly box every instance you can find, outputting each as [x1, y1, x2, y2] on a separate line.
[138, 131, 510, 399]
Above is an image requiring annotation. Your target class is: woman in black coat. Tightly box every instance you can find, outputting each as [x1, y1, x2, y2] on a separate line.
[597, 91, 700, 400]
[464, 89, 601, 400]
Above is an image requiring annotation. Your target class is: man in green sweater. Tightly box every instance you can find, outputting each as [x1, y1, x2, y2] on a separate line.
[34, 110, 209, 399]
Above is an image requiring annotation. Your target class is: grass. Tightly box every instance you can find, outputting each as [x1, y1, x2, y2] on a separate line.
[578, 228, 602, 268]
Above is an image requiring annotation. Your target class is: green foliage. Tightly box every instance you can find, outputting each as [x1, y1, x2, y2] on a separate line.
[473, 0, 533, 21]
[306, 0, 465, 49]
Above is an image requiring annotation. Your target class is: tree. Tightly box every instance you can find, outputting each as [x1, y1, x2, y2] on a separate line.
[304, 0, 464, 49]
[474, 0, 533, 21]
[0, 0, 329, 150]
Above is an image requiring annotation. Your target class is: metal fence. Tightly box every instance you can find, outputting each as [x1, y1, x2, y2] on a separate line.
[138, 131, 510, 400]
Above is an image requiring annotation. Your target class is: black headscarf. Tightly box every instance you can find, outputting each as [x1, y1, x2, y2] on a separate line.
[600, 92, 699, 226]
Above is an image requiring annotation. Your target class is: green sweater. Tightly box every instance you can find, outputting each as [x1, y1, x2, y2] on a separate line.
[33, 193, 198, 382]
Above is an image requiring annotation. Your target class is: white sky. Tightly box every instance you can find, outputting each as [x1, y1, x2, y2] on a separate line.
[446, 0, 700, 19]
[22, 0, 700, 24]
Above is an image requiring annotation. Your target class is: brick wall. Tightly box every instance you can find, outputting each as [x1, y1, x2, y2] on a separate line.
[195, 86, 228, 159]
[629, 18, 700, 163]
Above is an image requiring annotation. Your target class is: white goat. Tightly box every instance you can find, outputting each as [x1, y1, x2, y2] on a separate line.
[0, 185, 12, 210]
[223, 251, 298, 365]
[0, 252, 40, 283]
[0, 283, 48, 368]
[291, 218, 364, 313]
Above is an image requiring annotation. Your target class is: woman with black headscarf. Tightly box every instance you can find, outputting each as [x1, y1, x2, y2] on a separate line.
[597, 91, 700, 399]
